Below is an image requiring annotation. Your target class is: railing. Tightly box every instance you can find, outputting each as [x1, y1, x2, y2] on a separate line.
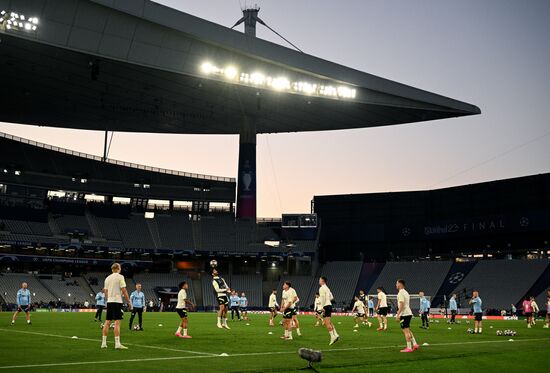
[0, 132, 235, 183]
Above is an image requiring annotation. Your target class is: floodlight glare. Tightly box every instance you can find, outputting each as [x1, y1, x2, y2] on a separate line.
[250, 72, 266, 85]
[224, 66, 238, 80]
[200, 62, 214, 74]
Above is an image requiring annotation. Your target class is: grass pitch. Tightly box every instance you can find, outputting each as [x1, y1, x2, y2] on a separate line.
[0, 311, 548, 372]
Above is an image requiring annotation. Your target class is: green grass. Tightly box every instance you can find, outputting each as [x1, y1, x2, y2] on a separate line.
[0, 311, 548, 372]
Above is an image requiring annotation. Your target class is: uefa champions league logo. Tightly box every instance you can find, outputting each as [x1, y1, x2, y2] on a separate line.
[519, 217, 529, 227]
[401, 227, 411, 237]
[448, 272, 465, 284]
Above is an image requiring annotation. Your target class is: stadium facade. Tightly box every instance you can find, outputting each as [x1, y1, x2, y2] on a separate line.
[314, 173, 550, 262]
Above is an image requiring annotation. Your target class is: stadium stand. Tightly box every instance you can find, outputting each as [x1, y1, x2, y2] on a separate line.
[278, 276, 317, 308]
[454, 259, 550, 310]
[305, 262, 363, 308]
[38, 275, 93, 304]
[132, 272, 195, 305]
[155, 214, 194, 249]
[0, 273, 55, 303]
[228, 275, 262, 308]
[368, 261, 453, 299]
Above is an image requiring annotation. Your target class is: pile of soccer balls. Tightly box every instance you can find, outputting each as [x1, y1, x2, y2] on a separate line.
[496, 329, 517, 337]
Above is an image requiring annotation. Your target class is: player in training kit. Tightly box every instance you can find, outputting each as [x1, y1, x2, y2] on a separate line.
[449, 293, 458, 324]
[376, 287, 388, 331]
[469, 290, 483, 334]
[352, 296, 371, 328]
[396, 279, 419, 353]
[175, 281, 194, 339]
[319, 276, 339, 345]
[240, 293, 249, 321]
[419, 291, 430, 329]
[212, 268, 231, 329]
[281, 281, 299, 340]
[230, 291, 241, 321]
[358, 290, 367, 324]
[129, 283, 145, 331]
[367, 297, 375, 317]
[12, 282, 32, 325]
[522, 296, 533, 328]
[95, 290, 106, 322]
[268, 289, 279, 326]
[101, 263, 132, 349]
[544, 291, 550, 328]
[314, 293, 324, 327]
[530, 296, 539, 325]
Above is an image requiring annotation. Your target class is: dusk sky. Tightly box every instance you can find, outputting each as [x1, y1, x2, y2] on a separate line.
[1, 0, 549, 217]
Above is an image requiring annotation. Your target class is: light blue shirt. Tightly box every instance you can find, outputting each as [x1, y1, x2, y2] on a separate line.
[130, 290, 145, 308]
[420, 297, 431, 312]
[367, 300, 374, 308]
[472, 297, 482, 313]
[449, 298, 457, 311]
[239, 296, 248, 307]
[95, 292, 106, 306]
[230, 295, 240, 307]
[17, 288, 31, 306]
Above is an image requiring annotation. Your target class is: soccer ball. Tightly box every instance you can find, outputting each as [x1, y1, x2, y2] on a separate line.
[133, 325, 141, 331]
[496, 330, 503, 336]
[210, 259, 218, 268]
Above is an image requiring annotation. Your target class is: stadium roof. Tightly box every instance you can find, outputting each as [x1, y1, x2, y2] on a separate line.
[0, 0, 480, 135]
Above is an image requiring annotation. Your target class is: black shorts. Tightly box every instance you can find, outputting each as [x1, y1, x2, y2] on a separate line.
[96, 305, 105, 310]
[106, 303, 123, 321]
[378, 307, 388, 316]
[240, 307, 248, 312]
[17, 305, 30, 312]
[132, 307, 143, 314]
[524, 312, 532, 318]
[323, 305, 332, 318]
[356, 313, 365, 318]
[315, 310, 323, 316]
[283, 307, 297, 319]
[217, 295, 229, 306]
[451, 310, 457, 315]
[270, 307, 277, 312]
[400, 315, 412, 329]
[176, 308, 188, 318]
[474, 312, 483, 321]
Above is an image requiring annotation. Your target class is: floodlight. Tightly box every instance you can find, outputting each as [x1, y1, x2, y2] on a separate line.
[200, 62, 214, 74]
[224, 66, 238, 80]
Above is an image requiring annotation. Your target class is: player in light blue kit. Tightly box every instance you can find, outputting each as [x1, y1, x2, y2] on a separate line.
[240, 292, 249, 321]
[129, 283, 146, 331]
[469, 290, 483, 333]
[449, 294, 458, 324]
[419, 291, 431, 329]
[95, 290, 106, 322]
[12, 282, 32, 325]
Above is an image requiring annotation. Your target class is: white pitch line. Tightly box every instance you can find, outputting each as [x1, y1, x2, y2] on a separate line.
[0, 328, 216, 356]
[0, 336, 548, 369]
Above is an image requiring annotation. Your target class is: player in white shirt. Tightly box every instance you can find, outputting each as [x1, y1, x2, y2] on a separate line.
[281, 281, 300, 340]
[319, 276, 339, 345]
[101, 263, 132, 350]
[395, 279, 419, 353]
[175, 281, 194, 339]
[352, 296, 371, 328]
[376, 286, 389, 331]
[314, 293, 324, 327]
[268, 289, 279, 326]
[212, 268, 231, 329]
[530, 296, 539, 325]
